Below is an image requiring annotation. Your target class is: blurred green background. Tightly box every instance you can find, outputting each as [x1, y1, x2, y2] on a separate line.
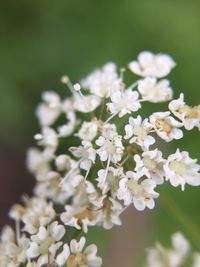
[0, 0, 200, 266]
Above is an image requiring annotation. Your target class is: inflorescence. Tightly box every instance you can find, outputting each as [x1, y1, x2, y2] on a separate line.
[0, 51, 200, 266]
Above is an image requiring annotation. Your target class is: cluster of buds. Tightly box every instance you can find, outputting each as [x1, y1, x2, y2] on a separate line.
[0, 51, 200, 266]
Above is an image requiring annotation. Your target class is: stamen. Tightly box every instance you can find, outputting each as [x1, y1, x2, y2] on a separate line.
[127, 81, 138, 90]
[105, 112, 118, 123]
[34, 133, 43, 140]
[73, 83, 85, 99]
[120, 68, 126, 81]
[61, 75, 77, 97]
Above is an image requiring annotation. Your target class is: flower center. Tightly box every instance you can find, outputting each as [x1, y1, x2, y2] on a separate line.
[169, 160, 186, 175]
[67, 253, 86, 267]
[40, 237, 53, 255]
[143, 157, 157, 171]
[156, 119, 172, 133]
[127, 180, 143, 197]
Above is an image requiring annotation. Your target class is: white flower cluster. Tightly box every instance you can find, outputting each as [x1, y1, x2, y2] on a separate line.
[0, 51, 200, 266]
[146, 232, 200, 267]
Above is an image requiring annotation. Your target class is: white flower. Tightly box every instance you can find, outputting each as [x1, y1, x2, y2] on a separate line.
[81, 62, 121, 98]
[58, 111, 76, 137]
[124, 115, 155, 150]
[117, 171, 159, 210]
[138, 77, 173, 102]
[0, 226, 15, 244]
[60, 205, 99, 233]
[74, 95, 101, 113]
[27, 148, 52, 181]
[164, 149, 200, 190]
[33, 171, 68, 204]
[146, 232, 190, 267]
[36, 91, 61, 126]
[34, 127, 58, 155]
[169, 93, 200, 130]
[134, 149, 166, 185]
[0, 227, 30, 267]
[56, 237, 102, 267]
[95, 196, 123, 229]
[61, 172, 84, 200]
[55, 154, 77, 172]
[21, 198, 56, 234]
[72, 180, 98, 208]
[100, 122, 117, 139]
[27, 221, 65, 266]
[96, 167, 124, 196]
[96, 132, 124, 163]
[107, 89, 141, 117]
[150, 112, 183, 142]
[69, 141, 96, 171]
[76, 120, 99, 141]
[129, 51, 175, 78]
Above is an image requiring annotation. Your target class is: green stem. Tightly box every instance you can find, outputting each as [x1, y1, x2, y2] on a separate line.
[99, 98, 106, 120]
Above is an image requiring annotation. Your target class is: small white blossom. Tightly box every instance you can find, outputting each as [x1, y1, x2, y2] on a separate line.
[21, 198, 56, 234]
[55, 154, 77, 172]
[0, 227, 30, 267]
[74, 95, 101, 113]
[117, 171, 159, 210]
[100, 122, 117, 139]
[107, 89, 141, 117]
[76, 120, 99, 141]
[27, 221, 65, 266]
[95, 196, 123, 229]
[61, 172, 83, 200]
[146, 232, 190, 267]
[169, 93, 200, 130]
[96, 167, 124, 196]
[124, 115, 155, 150]
[58, 111, 76, 137]
[36, 91, 61, 126]
[81, 62, 121, 98]
[138, 77, 173, 103]
[69, 141, 96, 171]
[60, 205, 99, 233]
[96, 132, 124, 163]
[72, 180, 98, 208]
[56, 237, 102, 267]
[134, 149, 166, 185]
[35, 127, 58, 154]
[34, 171, 66, 203]
[129, 51, 175, 78]
[164, 149, 200, 190]
[150, 112, 183, 142]
[26, 148, 51, 182]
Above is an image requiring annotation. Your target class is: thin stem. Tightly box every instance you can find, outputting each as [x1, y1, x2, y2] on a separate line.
[127, 81, 138, 90]
[15, 220, 20, 243]
[59, 160, 81, 185]
[84, 167, 91, 180]
[104, 155, 111, 182]
[99, 98, 106, 120]
[121, 153, 131, 165]
[105, 112, 118, 123]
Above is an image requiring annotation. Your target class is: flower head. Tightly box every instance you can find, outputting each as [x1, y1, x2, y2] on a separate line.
[129, 51, 175, 78]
